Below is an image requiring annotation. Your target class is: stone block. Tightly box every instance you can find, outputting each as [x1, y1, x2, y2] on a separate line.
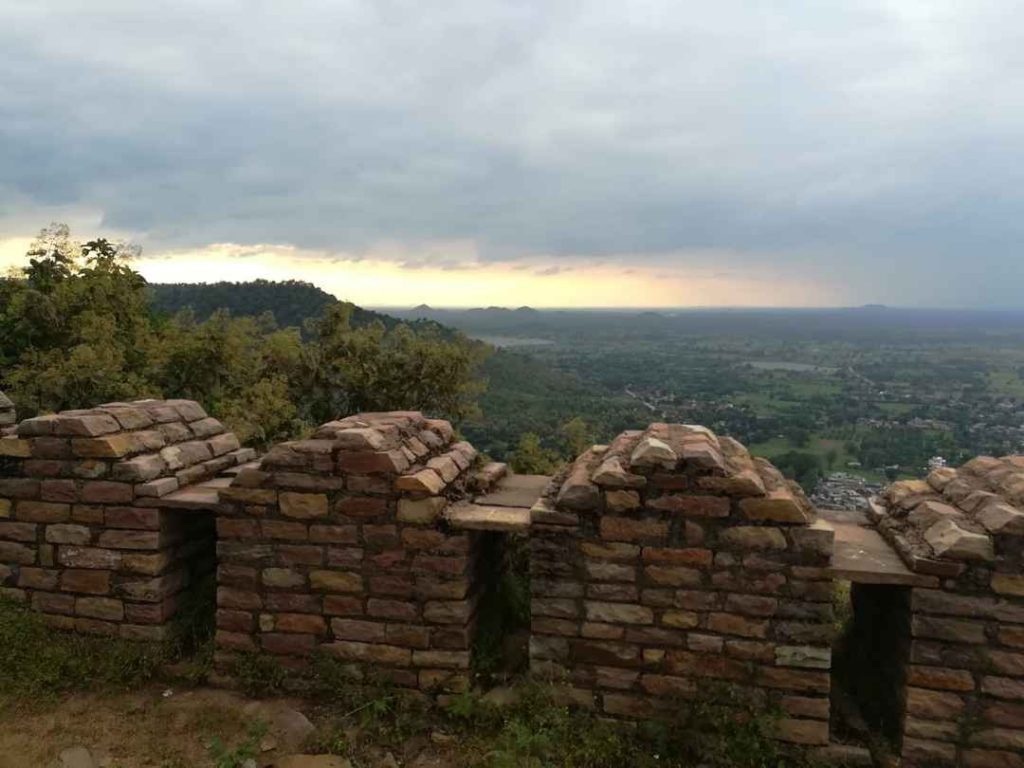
[15, 501, 69, 523]
[280, 492, 329, 520]
[599, 516, 669, 543]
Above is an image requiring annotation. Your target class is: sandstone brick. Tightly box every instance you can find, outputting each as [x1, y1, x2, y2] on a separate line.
[331, 618, 386, 642]
[719, 526, 787, 550]
[97, 530, 161, 550]
[74, 596, 124, 621]
[15, 501, 69, 523]
[70, 434, 133, 458]
[423, 600, 471, 624]
[336, 496, 387, 519]
[913, 615, 986, 645]
[907, 664, 977, 691]
[395, 469, 446, 495]
[643, 565, 702, 587]
[275, 613, 327, 634]
[39, 479, 77, 502]
[963, 749, 1024, 768]
[905, 687, 965, 719]
[394, 496, 445, 525]
[217, 587, 263, 611]
[647, 494, 730, 517]
[261, 520, 308, 540]
[309, 524, 358, 544]
[708, 612, 769, 638]
[262, 568, 306, 589]
[0, 521, 37, 542]
[220, 487, 277, 505]
[32, 591, 75, 615]
[217, 518, 258, 539]
[280, 492, 328, 520]
[80, 481, 133, 504]
[757, 667, 830, 693]
[58, 546, 121, 570]
[584, 601, 653, 625]
[599, 516, 669, 543]
[325, 640, 411, 666]
[323, 595, 363, 616]
[61, 569, 111, 595]
[309, 570, 363, 593]
[605, 490, 640, 512]
[45, 524, 91, 545]
[262, 632, 316, 656]
[992, 574, 1024, 598]
[18, 567, 58, 590]
[902, 738, 957, 765]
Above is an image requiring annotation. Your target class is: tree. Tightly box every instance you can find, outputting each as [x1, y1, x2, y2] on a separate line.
[509, 433, 562, 474]
[560, 416, 596, 459]
[302, 303, 487, 425]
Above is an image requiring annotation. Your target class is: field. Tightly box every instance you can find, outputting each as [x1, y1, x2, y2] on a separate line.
[392, 306, 1024, 487]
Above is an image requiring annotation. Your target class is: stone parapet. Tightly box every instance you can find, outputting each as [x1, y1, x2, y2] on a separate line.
[874, 458, 1024, 768]
[0, 399, 251, 640]
[0, 391, 14, 429]
[529, 423, 835, 745]
[213, 411, 483, 692]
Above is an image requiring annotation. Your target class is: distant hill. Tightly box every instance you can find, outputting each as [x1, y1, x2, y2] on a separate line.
[148, 280, 428, 332]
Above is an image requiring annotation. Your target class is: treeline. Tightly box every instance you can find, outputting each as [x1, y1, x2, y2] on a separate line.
[148, 280, 451, 337]
[0, 225, 486, 446]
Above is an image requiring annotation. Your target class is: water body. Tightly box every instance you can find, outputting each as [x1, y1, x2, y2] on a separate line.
[474, 335, 555, 348]
[747, 361, 838, 373]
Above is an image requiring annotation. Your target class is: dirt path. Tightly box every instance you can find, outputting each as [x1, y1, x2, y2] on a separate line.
[0, 686, 285, 768]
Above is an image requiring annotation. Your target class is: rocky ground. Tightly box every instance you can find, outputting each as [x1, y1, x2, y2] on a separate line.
[0, 686, 450, 768]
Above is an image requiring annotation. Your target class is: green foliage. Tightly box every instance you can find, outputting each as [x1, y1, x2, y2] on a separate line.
[560, 416, 597, 459]
[472, 535, 531, 681]
[0, 225, 488, 443]
[444, 682, 815, 768]
[771, 451, 824, 493]
[207, 720, 267, 768]
[508, 432, 562, 474]
[232, 652, 287, 697]
[302, 303, 488, 425]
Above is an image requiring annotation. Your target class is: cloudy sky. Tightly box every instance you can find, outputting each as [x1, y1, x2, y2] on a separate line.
[2, 1, 1022, 308]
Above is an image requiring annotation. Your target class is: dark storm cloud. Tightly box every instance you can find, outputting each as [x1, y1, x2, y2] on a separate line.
[2, 0, 1024, 305]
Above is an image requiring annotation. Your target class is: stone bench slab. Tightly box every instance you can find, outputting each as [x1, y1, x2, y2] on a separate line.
[445, 502, 531, 533]
[819, 508, 938, 588]
[473, 474, 551, 508]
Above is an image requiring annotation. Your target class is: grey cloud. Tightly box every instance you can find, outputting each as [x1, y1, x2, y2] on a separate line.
[2, 1, 1024, 305]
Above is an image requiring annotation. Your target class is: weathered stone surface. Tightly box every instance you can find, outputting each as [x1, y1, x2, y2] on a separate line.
[739, 490, 811, 523]
[592, 457, 646, 489]
[924, 518, 994, 562]
[395, 469, 445, 495]
[630, 437, 677, 469]
[280, 492, 329, 520]
[719, 527, 788, 550]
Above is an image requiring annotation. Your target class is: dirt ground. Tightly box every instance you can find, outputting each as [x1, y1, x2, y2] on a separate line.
[0, 686, 304, 768]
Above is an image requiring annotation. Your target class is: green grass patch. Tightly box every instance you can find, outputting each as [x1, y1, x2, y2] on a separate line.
[0, 597, 167, 705]
[0, 572, 217, 707]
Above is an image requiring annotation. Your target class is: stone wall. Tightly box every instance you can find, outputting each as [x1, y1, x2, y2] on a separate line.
[0, 399, 252, 640]
[529, 423, 836, 745]
[874, 457, 1024, 768]
[0, 391, 15, 429]
[213, 411, 483, 692]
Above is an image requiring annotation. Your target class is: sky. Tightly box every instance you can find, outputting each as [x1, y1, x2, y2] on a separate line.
[2, 1, 1023, 308]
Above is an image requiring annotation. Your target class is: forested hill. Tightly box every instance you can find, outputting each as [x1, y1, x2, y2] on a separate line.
[149, 279, 408, 330]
